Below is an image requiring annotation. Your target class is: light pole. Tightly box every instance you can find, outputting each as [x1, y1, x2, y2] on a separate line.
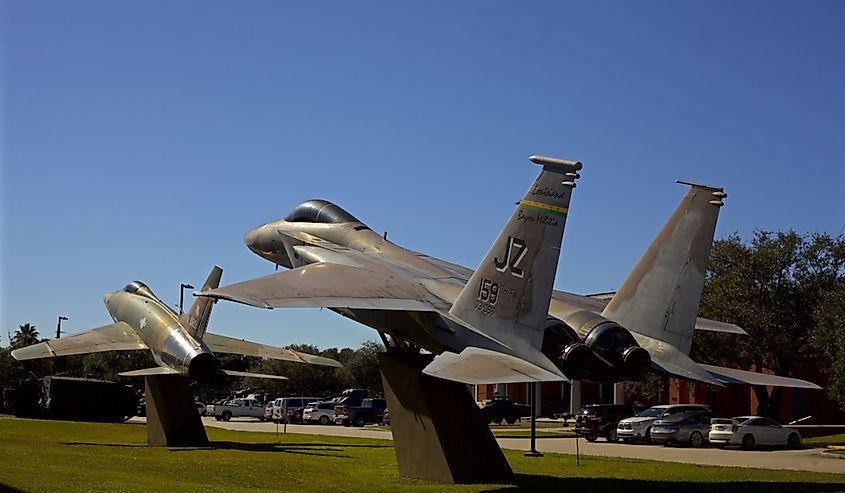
[179, 283, 195, 315]
[56, 316, 68, 339]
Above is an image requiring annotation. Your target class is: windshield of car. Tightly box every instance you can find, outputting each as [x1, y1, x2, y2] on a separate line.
[638, 406, 668, 417]
[658, 412, 691, 422]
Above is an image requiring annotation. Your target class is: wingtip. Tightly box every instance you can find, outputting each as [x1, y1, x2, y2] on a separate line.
[529, 155, 583, 171]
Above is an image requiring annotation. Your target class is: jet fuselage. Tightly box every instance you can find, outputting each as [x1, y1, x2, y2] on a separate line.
[104, 283, 218, 380]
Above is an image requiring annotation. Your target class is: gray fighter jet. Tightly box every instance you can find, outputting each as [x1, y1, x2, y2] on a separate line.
[200, 156, 818, 390]
[12, 266, 341, 380]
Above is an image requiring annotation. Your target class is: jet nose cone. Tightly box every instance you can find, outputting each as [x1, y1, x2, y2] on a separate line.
[103, 293, 112, 305]
[244, 227, 261, 253]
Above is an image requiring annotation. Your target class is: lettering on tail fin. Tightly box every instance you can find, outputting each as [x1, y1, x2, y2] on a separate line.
[449, 155, 583, 351]
[494, 237, 528, 278]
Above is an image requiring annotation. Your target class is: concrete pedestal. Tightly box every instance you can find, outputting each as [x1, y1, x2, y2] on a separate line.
[379, 351, 513, 484]
[144, 375, 208, 447]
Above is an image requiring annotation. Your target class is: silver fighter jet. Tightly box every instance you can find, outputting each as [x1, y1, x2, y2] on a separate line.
[12, 266, 341, 380]
[200, 155, 818, 390]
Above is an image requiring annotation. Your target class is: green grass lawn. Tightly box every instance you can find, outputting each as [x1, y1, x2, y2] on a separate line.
[807, 434, 845, 447]
[1, 417, 845, 493]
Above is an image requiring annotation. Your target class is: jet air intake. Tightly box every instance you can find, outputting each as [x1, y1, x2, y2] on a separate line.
[542, 312, 651, 383]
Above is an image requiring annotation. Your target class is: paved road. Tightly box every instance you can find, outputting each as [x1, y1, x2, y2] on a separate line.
[198, 417, 845, 475]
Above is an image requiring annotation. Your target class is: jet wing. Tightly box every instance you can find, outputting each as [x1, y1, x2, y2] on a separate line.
[700, 364, 822, 389]
[203, 332, 342, 367]
[550, 290, 747, 335]
[199, 261, 435, 311]
[11, 322, 148, 360]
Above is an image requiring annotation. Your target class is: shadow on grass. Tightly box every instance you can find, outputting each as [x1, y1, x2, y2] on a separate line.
[63, 442, 147, 448]
[62, 440, 390, 458]
[480, 474, 845, 493]
[197, 440, 390, 458]
[0, 484, 28, 493]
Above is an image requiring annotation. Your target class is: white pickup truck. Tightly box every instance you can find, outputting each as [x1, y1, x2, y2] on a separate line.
[207, 398, 267, 421]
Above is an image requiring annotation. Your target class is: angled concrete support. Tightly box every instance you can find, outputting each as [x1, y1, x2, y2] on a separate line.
[144, 375, 208, 447]
[379, 351, 513, 484]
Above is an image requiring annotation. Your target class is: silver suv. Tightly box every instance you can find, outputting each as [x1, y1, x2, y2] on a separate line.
[616, 404, 710, 443]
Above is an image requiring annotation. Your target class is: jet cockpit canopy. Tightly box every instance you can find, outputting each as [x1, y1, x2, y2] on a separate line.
[123, 281, 159, 302]
[284, 199, 361, 225]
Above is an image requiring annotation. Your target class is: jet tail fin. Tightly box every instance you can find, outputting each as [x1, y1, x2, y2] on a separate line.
[449, 155, 582, 351]
[602, 183, 727, 355]
[182, 266, 223, 340]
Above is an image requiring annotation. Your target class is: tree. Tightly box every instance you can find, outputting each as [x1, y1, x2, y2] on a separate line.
[813, 287, 845, 408]
[336, 341, 384, 397]
[692, 230, 845, 417]
[11, 324, 39, 348]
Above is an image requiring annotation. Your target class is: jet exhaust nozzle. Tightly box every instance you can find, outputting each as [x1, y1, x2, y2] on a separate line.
[187, 352, 220, 382]
[545, 312, 652, 383]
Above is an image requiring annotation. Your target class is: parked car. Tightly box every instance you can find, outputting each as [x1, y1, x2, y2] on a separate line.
[650, 410, 717, 447]
[709, 416, 802, 450]
[479, 398, 531, 425]
[264, 402, 275, 421]
[270, 397, 320, 423]
[208, 398, 267, 422]
[195, 402, 207, 416]
[302, 401, 336, 425]
[617, 404, 711, 443]
[574, 404, 635, 442]
[335, 398, 388, 427]
[382, 409, 390, 426]
[331, 388, 368, 407]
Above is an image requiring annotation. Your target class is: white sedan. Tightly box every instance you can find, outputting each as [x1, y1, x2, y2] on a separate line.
[709, 416, 802, 450]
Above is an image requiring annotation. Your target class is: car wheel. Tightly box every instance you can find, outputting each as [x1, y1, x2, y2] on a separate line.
[787, 433, 800, 449]
[689, 431, 704, 448]
[741, 434, 756, 450]
[585, 434, 597, 442]
[505, 417, 517, 425]
[343, 419, 351, 427]
[484, 415, 493, 425]
[222, 411, 231, 422]
[319, 415, 329, 425]
[607, 428, 619, 442]
[354, 416, 366, 427]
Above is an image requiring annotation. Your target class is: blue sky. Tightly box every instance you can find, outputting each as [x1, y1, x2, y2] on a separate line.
[2, 1, 843, 350]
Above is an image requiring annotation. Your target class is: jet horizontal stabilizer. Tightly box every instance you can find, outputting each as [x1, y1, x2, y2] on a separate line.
[701, 364, 822, 389]
[218, 369, 289, 381]
[119, 367, 181, 377]
[422, 346, 568, 384]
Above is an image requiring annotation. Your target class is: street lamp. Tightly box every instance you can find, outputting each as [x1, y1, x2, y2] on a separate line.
[56, 316, 68, 339]
[179, 283, 195, 315]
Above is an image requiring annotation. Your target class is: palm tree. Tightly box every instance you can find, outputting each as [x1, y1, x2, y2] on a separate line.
[11, 323, 39, 348]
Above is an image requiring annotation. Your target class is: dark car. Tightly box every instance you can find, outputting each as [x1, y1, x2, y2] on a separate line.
[335, 398, 388, 427]
[479, 398, 531, 425]
[574, 404, 635, 442]
[650, 410, 717, 447]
